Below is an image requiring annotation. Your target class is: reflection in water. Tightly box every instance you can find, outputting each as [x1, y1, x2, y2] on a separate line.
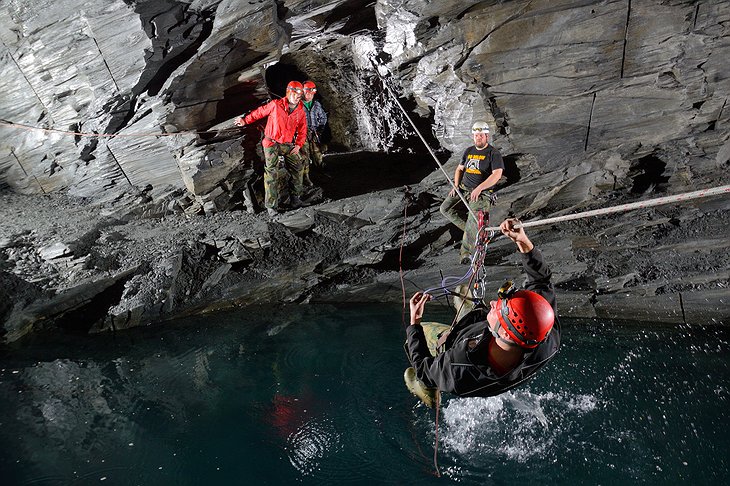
[0, 308, 728, 485]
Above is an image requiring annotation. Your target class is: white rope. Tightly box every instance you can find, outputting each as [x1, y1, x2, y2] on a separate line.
[370, 62, 478, 221]
[483, 184, 730, 232]
[367, 64, 729, 241]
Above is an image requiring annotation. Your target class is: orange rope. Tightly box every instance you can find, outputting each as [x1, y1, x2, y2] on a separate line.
[399, 193, 409, 328]
[433, 391, 442, 477]
[398, 190, 443, 478]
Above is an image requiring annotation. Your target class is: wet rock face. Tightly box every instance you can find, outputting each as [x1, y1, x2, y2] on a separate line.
[0, 1, 729, 341]
[0, 0, 407, 209]
[2, 0, 728, 201]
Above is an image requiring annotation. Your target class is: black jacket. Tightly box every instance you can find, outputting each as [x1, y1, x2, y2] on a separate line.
[405, 248, 560, 397]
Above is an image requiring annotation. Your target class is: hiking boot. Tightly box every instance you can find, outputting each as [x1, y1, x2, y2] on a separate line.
[404, 367, 438, 408]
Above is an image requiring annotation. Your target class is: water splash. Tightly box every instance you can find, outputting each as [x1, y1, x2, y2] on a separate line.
[440, 390, 598, 463]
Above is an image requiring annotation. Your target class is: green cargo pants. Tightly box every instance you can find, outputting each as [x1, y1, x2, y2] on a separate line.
[439, 185, 493, 261]
[301, 137, 323, 186]
[262, 144, 304, 210]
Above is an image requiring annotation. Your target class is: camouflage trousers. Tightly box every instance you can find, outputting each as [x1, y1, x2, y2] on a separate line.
[262, 144, 304, 209]
[439, 186, 493, 261]
[301, 137, 323, 184]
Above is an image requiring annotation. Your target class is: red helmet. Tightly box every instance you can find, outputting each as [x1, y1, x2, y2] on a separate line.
[303, 80, 317, 92]
[286, 81, 303, 93]
[496, 289, 554, 349]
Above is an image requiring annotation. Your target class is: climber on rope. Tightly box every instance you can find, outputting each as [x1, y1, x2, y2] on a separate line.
[440, 121, 504, 264]
[235, 80, 308, 217]
[403, 218, 560, 405]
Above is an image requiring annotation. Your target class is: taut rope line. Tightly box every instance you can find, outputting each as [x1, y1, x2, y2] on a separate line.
[0, 118, 222, 138]
[370, 62, 478, 221]
[484, 185, 730, 232]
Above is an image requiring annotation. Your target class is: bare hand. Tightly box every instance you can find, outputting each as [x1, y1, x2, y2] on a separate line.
[409, 292, 431, 325]
[448, 187, 457, 197]
[500, 218, 533, 252]
[470, 187, 482, 201]
[234, 117, 246, 127]
[291, 146, 301, 156]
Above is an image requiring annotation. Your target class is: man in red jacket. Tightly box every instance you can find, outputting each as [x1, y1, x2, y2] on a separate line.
[235, 81, 308, 216]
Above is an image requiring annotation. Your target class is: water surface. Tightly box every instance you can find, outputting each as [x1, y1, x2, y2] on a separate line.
[0, 304, 728, 484]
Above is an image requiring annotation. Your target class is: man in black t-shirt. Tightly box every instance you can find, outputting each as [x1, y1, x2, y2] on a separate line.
[440, 121, 504, 263]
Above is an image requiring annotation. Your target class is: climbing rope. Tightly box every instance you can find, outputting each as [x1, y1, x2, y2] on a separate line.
[376, 50, 729, 477]
[0, 118, 224, 138]
[415, 185, 729, 312]
[370, 61, 478, 222]
[483, 184, 730, 232]
[400, 189, 410, 328]
[433, 390, 442, 478]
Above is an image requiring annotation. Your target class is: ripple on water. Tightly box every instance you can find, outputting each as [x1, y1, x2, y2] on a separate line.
[286, 417, 341, 477]
[277, 394, 394, 482]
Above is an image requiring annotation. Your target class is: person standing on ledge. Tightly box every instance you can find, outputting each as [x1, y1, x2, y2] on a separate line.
[404, 219, 560, 400]
[440, 121, 504, 264]
[301, 80, 328, 188]
[235, 81, 307, 217]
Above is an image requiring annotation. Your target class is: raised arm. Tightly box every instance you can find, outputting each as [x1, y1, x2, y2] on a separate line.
[500, 218, 555, 311]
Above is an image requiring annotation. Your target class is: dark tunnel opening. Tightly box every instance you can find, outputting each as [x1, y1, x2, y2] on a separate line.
[264, 62, 310, 99]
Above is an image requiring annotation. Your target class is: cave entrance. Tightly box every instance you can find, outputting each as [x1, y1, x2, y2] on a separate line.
[264, 62, 309, 99]
[263, 59, 448, 200]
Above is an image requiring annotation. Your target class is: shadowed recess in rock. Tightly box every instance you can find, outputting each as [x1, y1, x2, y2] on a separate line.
[215, 78, 268, 128]
[629, 154, 670, 194]
[311, 151, 436, 201]
[54, 278, 129, 335]
[391, 94, 447, 155]
[128, 0, 216, 97]
[500, 153, 523, 186]
[324, 0, 378, 35]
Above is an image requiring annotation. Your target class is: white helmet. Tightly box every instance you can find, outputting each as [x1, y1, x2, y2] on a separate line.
[472, 121, 490, 134]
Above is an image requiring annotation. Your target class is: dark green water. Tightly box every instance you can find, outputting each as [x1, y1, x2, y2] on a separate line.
[0, 304, 728, 485]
